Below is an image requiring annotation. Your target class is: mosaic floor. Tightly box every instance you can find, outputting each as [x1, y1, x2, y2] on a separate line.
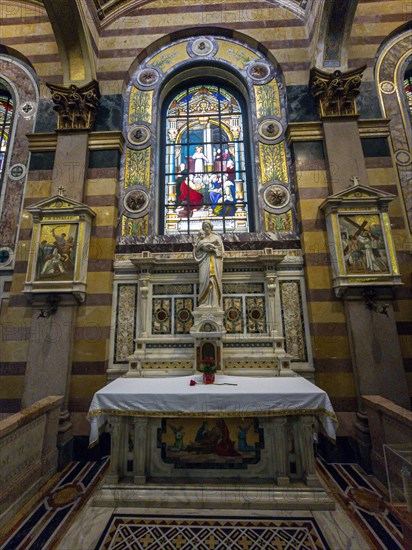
[0, 456, 406, 550]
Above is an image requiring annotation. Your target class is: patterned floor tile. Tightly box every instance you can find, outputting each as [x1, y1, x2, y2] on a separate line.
[1, 458, 109, 550]
[95, 514, 330, 550]
[317, 458, 404, 550]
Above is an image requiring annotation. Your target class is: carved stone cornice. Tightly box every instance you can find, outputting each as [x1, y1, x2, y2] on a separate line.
[27, 131, 124, 153]
[309, 66, 366, 118]
[285, 119, 391, 144]
[46, 80, 101, 130]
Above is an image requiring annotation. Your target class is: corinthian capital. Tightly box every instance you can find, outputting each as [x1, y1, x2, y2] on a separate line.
[47, 80, 101, 130]
[309, 66, 366, 117]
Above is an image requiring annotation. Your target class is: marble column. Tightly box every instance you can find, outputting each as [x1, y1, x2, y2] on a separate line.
[133, 417, 148, 484]
[310, 66, 410, 470]
[106, 416, 123, 484]
[21, 81, 100, 466]
[272, 417, 290, 486]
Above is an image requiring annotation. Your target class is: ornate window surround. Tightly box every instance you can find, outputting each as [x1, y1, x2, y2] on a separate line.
[119, 35, 297, 245]
[0, 54, 39, 271]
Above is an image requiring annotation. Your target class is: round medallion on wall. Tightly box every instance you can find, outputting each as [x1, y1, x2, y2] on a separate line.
[379, 81, 395, 94]
[248, 307, 263, 322]
[135, 66, 160, 89]
[262, 184, 290, 214]
[247, 60, 273, 84]
[187, 37, 217, 58]
[226, 307, 240, 322]
[123, 188, 149, 217]
[127, 123, 151, 149]
[258, 118, 284, 144]
[155, 308, 169, 323]
[0, 247, 14, 268]
[8, 163, 27, 181]
[20, 102, 36, 118]
[177, 308, 192, 324]
[395, 149, 411, 166]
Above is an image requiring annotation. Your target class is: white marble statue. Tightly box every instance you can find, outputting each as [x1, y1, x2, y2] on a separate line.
[194, 221, 224, 308]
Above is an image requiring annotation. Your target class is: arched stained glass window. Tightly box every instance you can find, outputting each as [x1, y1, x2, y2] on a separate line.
[404, 63, 412, 116]
[0, 87, 13, 189]
[163, 83, 250, 235]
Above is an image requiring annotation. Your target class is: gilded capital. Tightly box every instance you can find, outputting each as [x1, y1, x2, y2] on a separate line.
[47, 80, 101, 130]
[309, 66, 366, 117]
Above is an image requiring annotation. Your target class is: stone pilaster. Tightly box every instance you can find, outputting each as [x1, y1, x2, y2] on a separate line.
[22, 81, 101, 465]
[310, 66, 410, 470]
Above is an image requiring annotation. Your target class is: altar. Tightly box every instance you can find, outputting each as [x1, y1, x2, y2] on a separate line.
[88, 374, 337, 510]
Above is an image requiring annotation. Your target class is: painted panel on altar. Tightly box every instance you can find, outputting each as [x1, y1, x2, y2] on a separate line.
[338, 214, 390, 275]
[36, 223, 78, 281]
[158, 418, 264, 469]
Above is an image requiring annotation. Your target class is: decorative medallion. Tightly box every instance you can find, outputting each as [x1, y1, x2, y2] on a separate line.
[127, 123, 151, 149]
[187, 37, 217, 58]
[8, 163, 26, 181]
[379, 81, 395, 94]
[0, 247, 13, 267]
[262, 184, 290, 213]
[177, 307, 192, 323]
[135, 67, 160, 90]
[20, 102, 36, 118]
[258, 118, 283, 143]
[247, 61, 272, 84]
[123, 188, 149, 216]
[395, 149, 411, 166]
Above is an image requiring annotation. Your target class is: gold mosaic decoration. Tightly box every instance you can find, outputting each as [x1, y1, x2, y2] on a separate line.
[129, 88, 153, 123]
[225, 361, 276, 369]
[142, 362, 193, 370]
[124, 147, 151, 189]
[150, 43, 189, 72]
[122, 215, 149, 236]
[264, 210, 293, 232]
[259, 142, 287, 184]
[216, 40, 258, 68]
[255, 81, 281, 118]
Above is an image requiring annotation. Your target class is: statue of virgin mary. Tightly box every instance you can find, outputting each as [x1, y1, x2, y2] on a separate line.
[193, 221, 224, 309]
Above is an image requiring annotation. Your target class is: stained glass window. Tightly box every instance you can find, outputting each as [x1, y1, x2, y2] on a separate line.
[163, 84, 250, 235]
[404, 65, 412, 115]
[0, 88, 13, 187]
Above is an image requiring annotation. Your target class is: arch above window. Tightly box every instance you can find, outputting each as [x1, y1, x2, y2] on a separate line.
[120, 35, 297, 243]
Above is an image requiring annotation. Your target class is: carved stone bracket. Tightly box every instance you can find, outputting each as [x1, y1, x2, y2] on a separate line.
[47, 80, 101, 130]
[309, 65, 366, 117]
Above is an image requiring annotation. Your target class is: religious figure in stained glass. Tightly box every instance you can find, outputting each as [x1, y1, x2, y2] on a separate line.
[0, 90, 14, 186]
[164, 84, 249, 235]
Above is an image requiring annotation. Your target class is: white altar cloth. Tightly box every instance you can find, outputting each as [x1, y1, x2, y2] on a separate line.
[87, 375, 338, 445]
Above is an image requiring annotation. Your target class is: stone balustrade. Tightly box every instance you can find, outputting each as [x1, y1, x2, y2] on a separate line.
[0, 396, 63, 525]
[363, 395, 412, 484]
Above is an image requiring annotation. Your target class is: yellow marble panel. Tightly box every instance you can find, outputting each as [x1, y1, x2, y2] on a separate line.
[92, 206, 118, 226]
[0, 307, 33, 324]
[399, 335, 412, 356]
[366, 167, 396, 184]
[86, 272, 114, 293]
[242, 27, 307, 42]
[129, 89, 153, 124]
[316, 373, 356, 397]
[29, 62, 63, 76]
[259, 142, 287, 184]
[295, 170, 328, 188]
[124, 147, 151, 188]
[351, 21, 407, 38]
[0, 377, 24, 399]
[312, 336, 351, 360]
[301, 232, 328, 254]
[255, 81, 281, 119]
[76, 305, 113, 325]
[394, 301, 412, 322]
[305, 266, 333, 289]
[284, 72, 308, 86]
[348, 44, 381, 59]
[72, 341, 109, 362]
[297, 199, 325, 218]
[215, 40, 258, 69]
[25, 180, 52, 199]
[356, 0, 405, 15]
[1, 22, 52, 37]
[307, 302, 346, 323]
[69, 375, 107, 398]
[0, 342, 29, 363]
[85, 179, 118, 196]
[149, 42, 189, 72]
[89, 237, 116, 260]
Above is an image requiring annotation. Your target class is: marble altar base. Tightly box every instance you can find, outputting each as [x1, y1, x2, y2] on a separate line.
[92, 482, 335, 510]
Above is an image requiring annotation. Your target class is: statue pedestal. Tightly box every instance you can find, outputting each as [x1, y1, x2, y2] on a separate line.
[190, 305, 226, 373]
